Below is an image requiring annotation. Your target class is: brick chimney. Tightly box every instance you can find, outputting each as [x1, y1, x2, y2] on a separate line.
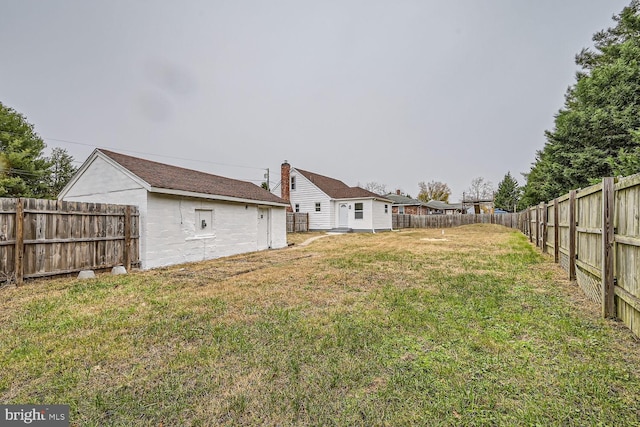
[396, 189, 401, 195]
[281, 161, 292, 212]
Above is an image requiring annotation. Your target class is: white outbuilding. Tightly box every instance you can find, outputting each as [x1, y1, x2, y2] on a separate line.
[59, 149, 289, 269]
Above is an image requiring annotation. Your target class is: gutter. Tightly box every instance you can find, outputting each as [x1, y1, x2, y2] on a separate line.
[149, 187, 290, 207]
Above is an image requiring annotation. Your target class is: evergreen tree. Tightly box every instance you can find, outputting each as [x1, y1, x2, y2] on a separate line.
[45, 147, 77, 198]
[609, 146, 640, 176]
[522, 1, 640, 205]
[0, 102, 50, 197]
[494, 172, 521, 212]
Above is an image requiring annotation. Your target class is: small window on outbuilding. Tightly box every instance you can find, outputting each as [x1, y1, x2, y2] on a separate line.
[385, 204, 388, 214]
[315, 202, 321, 212]
[295, 203, 300, 212]
[291, 176, 296, 190]
[195, 209, 214, 236]
[354, 203, 363, 219]
[399, 206, 405, 214]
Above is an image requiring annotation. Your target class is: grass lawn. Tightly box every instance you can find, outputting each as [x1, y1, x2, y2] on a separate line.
[1, 224, 640, 426]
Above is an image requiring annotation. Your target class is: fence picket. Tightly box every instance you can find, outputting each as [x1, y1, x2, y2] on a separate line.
[0, 197, 139, 283]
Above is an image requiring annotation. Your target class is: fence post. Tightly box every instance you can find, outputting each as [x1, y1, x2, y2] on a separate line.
[528, 208, 533, 243]
[569, 190, 577, 281]
[536, 204, 542, 248]
[306, 213, 309, 232]
[553, 198, 559, 263]
[602, 177, 615, 318]
[124, 205, 132, 271]
[14, 198, 24, 285]
[541, 202, 548, 253]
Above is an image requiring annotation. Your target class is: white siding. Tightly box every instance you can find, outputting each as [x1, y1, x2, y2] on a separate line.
[330, 199, 391, 232]
[270, 208, 287, 248]
[353, 199, 374, 231]
[373, 200, 393, 231]
[63, 155, 288, 269]
[147, 195, 251, 268]
[62, 156, 144, 198]
[289, 170, 332, 230]
[145, 195, 288, 269]
[61, 156, 151, 267]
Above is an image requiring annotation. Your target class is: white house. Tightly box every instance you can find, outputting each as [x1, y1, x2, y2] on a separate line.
[272, 162, 392, 232]
[59, 149, 289, 269]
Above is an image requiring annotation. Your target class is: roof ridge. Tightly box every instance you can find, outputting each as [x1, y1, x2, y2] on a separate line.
[96, 149, 287, 205]
[292, 165, 390, 201]
[97, 149, 247, 184]
[294, 167, 349, 188]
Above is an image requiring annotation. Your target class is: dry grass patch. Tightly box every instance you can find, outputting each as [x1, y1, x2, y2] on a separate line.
[2, 224, 640, 425]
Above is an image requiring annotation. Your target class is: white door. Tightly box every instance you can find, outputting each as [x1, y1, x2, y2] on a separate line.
[257, 208, 270, 249]
[339, 203, 349, 228]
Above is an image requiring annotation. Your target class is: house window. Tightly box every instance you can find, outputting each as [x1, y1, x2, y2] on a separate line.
[295, 203, 300, 213]
[354, 202, 363, 219]
[399, 206, 405, 214]
[195, 209, 214, 237]
[385, 204, 388, 214]
[315, 202, 321, 212]
[291, 176, 296, 190]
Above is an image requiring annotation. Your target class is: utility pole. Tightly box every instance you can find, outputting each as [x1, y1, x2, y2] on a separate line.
[462, 192, 465, 214]
[264, 168, 270, 191]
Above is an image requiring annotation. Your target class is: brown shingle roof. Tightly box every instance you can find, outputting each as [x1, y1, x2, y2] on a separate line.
[385, 193, 426, 206]
[98, 149, 287, 205]
[294, 168, 391, 201]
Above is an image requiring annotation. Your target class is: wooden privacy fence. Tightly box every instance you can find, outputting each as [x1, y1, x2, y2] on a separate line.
[0, 198, 140, 284]
[521, 174, 640, 337]
[393, 213, 521, 230]
[287, 212, 309, 233]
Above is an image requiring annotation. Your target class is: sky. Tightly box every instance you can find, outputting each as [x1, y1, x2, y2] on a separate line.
[0, 0, 632, 201]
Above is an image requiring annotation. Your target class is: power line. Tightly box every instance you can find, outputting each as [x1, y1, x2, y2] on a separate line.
[1, 130, 268, 171]
[0, 168, 46, 178]
[1, 131, 275, 186]
[44, 137, 267, 171]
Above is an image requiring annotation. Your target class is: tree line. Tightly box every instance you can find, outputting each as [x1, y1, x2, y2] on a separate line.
[0, 102, 77, 199]
[396, 1, 640, 211]
[10, 1, 639, 208]
[520, 1, 640, 206]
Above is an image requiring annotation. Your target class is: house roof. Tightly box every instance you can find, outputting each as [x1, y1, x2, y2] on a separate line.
[425, 200, 461, 210]
[294, 168, 391, 201]
[96, 149, 288, 205]
[384, 193, 426, 206]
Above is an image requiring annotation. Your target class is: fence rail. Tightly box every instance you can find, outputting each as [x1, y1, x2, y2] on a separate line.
[286, 212, 309, 233]
[0, 198, 140, 284]
[520, 174, 640, 337]
[392, 213, 521, 230]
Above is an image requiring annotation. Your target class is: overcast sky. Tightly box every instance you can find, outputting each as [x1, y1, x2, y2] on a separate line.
[0, 1, 631, 200]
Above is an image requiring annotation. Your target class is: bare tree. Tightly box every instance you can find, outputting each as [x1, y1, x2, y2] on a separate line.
[463, 177, 495, 214]
[417, 181, 451, 203]
[361, 181, 388, 195]
[464, 177, 494, 202]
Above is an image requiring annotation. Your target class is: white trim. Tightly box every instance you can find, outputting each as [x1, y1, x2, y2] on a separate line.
[60, 149, 287, 207]
[335, 197, 393, 203]
[58, 149, 150, 199]
[148, 187, 289, 207]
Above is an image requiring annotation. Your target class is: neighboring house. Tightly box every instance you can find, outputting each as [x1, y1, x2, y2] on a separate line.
[385, 192, 428, 215]
[59, 149, 289, 269]
[272, 161, 392, 232]
[386, 192, 463, 215]
[424, 200, 463, 215]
